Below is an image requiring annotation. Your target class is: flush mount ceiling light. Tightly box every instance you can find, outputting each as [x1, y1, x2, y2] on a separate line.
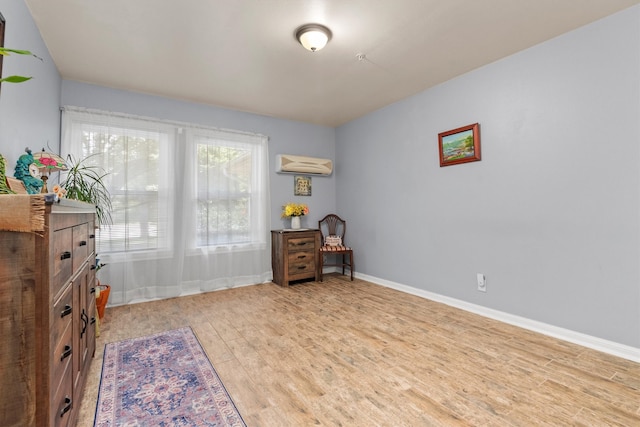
[295, 24, 332, 52]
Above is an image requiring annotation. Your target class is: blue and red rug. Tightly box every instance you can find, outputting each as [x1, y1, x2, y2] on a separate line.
[94, 327, 246, 427]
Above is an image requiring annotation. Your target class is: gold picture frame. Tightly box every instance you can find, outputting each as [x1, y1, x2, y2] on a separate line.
[438, 123, 481, 167]
[294, 175, 311, 196]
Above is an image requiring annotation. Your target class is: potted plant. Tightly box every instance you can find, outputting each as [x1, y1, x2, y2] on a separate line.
[281, 202, 309, 229]
[59, 154, 113, 226]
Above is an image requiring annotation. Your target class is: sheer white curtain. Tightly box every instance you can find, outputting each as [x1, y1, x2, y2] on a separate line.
[61, 107, 272, 305]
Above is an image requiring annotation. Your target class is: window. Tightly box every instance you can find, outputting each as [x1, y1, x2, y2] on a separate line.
[191, 128, 268, 248]
[62, 108, 269, 258]
[62, 107, 272, 304]
[62, 112, 174, 254]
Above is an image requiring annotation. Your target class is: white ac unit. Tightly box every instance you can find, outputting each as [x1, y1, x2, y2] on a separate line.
[275, 154, 333, 176]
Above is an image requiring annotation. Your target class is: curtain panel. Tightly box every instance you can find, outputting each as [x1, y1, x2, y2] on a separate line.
[61, 107, 272, 305]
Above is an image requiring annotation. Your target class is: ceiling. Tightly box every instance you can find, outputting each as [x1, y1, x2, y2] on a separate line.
[24, 0, 640, 127]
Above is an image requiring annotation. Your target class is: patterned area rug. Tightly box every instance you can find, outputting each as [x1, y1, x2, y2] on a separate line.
[94, 327, 246, 427]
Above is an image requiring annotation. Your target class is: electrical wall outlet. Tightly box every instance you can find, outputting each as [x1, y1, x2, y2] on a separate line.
[477, 273, 486, 292]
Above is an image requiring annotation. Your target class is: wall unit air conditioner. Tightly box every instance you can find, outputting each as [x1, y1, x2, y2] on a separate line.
[275, 154, 333, 176]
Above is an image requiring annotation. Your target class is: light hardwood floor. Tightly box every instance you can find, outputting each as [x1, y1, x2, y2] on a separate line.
[77, 274, 640, 426]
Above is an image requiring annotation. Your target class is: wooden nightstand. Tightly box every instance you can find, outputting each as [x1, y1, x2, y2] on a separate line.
[271, 229, 321, 286]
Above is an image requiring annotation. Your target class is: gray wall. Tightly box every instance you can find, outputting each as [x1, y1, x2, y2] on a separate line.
[336, 6, 640, 348]
[2, 0, 639, 350]
[60, 81, 336, 231]
[0, 0, 61, 166]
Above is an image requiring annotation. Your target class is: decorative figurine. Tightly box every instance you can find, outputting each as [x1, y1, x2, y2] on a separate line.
[14, 147, 43, 194]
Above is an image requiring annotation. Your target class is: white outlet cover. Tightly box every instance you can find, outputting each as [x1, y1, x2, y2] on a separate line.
[477, 273, 486, 291]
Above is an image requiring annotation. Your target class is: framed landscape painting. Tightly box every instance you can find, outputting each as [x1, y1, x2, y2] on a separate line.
[438, 123, 481, 167]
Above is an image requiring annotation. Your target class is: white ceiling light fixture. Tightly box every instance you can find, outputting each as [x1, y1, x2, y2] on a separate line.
[295, 24, 332, 52]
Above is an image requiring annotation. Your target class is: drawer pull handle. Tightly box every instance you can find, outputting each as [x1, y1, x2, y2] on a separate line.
[90, 316, 96, 325]
[60, 251, 71, 260]
[61, 305, 72, 318]
[297, 255, 307, 259]
[60, 397, 72, 417]
[80, 311, 88, 338]
[79, 240, 87, 246]
[89, 234, 95, 239]
[90, 287, 96, 294]
[61, 345, 72, 361]
[297, 266, 307, 270]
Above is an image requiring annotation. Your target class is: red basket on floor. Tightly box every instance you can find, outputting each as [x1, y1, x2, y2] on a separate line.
[96, 284, 111, 319]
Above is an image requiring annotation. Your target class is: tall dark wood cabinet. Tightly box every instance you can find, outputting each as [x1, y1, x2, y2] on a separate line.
[271, 229, 321, 286]
[0, 195, 97, 427]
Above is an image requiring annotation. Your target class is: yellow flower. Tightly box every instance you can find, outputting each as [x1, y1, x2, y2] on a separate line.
[281, 202, 309, 218]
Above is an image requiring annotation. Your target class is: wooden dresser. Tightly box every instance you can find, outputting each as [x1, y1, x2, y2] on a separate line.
[271, 229, 321, 286]
[0, 195, 97, 427]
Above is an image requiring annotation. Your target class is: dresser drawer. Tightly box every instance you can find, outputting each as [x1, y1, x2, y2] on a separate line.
[52, 360, 73, 427]
[72, 223, 89, 272]
[88, 226, 96, 257]
[287, 236, 315, 251]
[51, 320, 73, 401]
[52, 227, 73, 298]
[51, 285, 73, 346]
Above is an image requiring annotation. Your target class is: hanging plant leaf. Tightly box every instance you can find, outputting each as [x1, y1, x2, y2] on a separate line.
[0, 75, 33, 83]
[0, 48, 42, 60]
[0, 48, 42, 86]
[0, 48, 31, 55]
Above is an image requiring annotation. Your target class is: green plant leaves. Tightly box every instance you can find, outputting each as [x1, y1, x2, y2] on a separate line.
[0, 75, 33, 83]
[0, 47, 42, 84]
[0, 48, 34, 56]
[61, 154, 113, 227]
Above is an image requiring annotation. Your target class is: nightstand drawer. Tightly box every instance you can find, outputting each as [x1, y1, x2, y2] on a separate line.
[288, 257, 315, 276]
[287, 250, 314, 266]
[287, 237, 315, 251]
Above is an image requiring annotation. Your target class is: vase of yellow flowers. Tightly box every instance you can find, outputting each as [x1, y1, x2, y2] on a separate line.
[282, 202, 309, 229]
[290, 216, 301, 229]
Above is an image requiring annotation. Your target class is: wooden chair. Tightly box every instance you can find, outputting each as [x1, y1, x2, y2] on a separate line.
[318, 214, 354, 281]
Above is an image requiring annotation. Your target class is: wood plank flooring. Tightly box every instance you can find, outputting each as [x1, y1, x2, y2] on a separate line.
[77, 274, 640, 426]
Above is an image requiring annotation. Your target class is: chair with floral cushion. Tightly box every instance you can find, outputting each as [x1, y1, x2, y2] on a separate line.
[318, 214, 354, 281]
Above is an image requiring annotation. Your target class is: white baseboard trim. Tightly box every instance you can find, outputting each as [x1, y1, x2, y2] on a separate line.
[356, 272, 640, 363]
